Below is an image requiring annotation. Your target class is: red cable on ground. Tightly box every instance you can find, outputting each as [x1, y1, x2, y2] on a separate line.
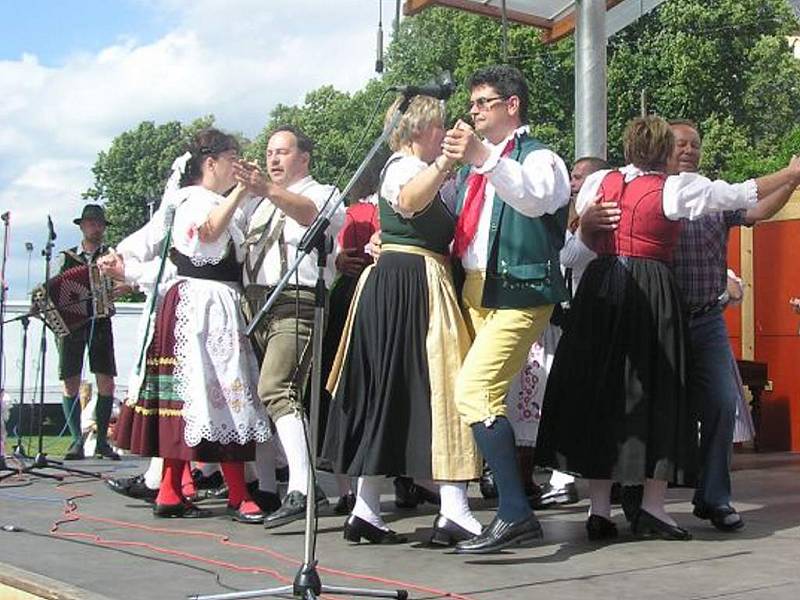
[48, 480, 479, 600]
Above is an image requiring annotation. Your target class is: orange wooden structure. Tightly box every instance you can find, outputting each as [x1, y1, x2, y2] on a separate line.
[725, 193, 800, 451]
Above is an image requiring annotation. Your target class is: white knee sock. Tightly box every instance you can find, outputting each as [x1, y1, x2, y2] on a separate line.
[352, 476, 387, 530]
[143, 457, 163, 490]
[549, 469, 575, 489]
[641, 478, 677, 526]
[588, 479, 612, 519]
[254, 440, 278, 493]
[336, 474, 353, 497]
[438, 482, 482, 535]
[275, 413, 310, 495]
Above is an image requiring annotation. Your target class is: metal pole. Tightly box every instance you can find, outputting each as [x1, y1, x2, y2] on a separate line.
[575, 0, 607, 160]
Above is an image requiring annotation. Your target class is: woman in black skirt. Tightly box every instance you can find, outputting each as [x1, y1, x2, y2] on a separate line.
[536, 116, 800, 540]
[322, 96, 482, 546]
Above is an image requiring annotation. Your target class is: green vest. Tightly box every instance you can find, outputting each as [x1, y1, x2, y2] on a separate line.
[455, 133, 569, 309]
[379, 157, 456, 255]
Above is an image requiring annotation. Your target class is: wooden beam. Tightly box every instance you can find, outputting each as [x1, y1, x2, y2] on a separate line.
[404, 0, 554, 30]
[541, 0, 626, 44]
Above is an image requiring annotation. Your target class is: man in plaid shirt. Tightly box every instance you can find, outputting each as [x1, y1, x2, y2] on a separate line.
[668, 121, 794, 531]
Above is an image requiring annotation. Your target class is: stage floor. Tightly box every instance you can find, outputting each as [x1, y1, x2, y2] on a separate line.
[1, 452, 799, 600]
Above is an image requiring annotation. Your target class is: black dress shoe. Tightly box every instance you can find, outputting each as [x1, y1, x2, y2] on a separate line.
[455, 513, 543, 554]
[586, 515, 618, 541]
[478, 464, 498, 500]
[532, 482, 579, 509]
[263, 488, 329, 529]
[251, 489, 282, 514]
[430, 514, 476, 547]
[153, 501, 212, 518]
[334, 492, 356, 515]
[226, 504, 265, 524]
[106, 474, 158, 502]
[393, 477, 419, 509]
[342, 515, 407, 544]
[693, 503, 744, 532]
[94, 443, 121, 461]
[63, 440, 85, 461]
[632, 509, 691, 540]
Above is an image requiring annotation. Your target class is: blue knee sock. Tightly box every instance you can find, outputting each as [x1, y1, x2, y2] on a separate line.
[472, 417, 532, 522]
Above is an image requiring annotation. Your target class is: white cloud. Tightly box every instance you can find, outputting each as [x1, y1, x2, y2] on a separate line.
[1, 0, 391, 298]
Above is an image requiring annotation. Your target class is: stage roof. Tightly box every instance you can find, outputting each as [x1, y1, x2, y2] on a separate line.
[404, 0, 625, 43]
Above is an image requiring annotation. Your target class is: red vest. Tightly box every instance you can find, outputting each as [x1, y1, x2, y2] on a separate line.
[592, 170, 682, 263]
[337, 201, 380, 262]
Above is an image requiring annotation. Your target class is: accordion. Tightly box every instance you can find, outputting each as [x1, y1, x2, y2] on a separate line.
[31, 264, 116, 337]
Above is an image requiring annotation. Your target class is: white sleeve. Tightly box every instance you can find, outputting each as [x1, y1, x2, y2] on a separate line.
[117, 215, 169, 284]
[171, 195, 230, 265]
[379, 155, 428, 219]
[560, 229, 596, 269]
[662, 172, 758, 221]
[575, 169, 611, 216]
[480, 149, 570, 218]
[314, 185, 346, 260]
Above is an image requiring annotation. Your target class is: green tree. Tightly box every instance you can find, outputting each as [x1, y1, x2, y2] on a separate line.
[84, 116, 215, 247]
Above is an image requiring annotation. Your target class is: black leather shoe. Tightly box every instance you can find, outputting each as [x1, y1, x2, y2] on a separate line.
[478, 464, 498, 500]
[63, 440, 85, 461]
[251, 489, 282, 514]
[227, 504, 265, 524]
[393, 477, 419, 509]
[586, 514, 618, 541]
[693, 503, 744, 532]
[343, 515, 407, 544]
[153, 501, 212, 518]
[430, 514, 476, 547]
[263, 488, 329, 529]
[106, 474, 158, 502]
[334, 492, 356, 515]
[454, 513, 543, 554]
[94, 443, 121, 461]
[532, 482, 579, 509]
[632, 509, 691, 540]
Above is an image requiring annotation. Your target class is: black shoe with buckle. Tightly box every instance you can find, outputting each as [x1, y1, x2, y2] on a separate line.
[94, 442, 121, 461]
[343, 515, 407, 544]
[63, 440, 85, 461]
[393, 477, 419, 509]
[532, 482, 579, 509]
[586, 514, 618, 541]
[454, 513, 543, 554]
[106, 474, 158, 502]
[693, 503, 744, 532]
[227, 503, 265, 524]
[429, 514, 476, 547]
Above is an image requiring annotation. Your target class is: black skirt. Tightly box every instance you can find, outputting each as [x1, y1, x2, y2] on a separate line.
[321, 252, 434, 479]
[535, 255, 698, 485]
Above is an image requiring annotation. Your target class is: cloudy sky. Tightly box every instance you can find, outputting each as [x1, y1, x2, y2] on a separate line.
[1, 0, 392, 299]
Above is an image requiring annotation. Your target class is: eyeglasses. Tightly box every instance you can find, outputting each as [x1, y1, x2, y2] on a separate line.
[468, 96, 508, 111]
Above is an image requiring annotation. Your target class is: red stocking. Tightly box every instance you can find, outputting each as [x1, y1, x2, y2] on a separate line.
[220, 462, 260, 514]
[156, 458, 184, 506]
[181, 462, 197, 499]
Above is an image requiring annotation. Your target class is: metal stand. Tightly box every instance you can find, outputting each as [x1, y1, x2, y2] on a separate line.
[12, 314, 31, 458]
[190, 100, 412, 600]
[0, 223, 100, 483]
[1, 211, 15, 476]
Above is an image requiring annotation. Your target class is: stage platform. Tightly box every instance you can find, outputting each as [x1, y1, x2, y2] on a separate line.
[1, 452, 799, 600]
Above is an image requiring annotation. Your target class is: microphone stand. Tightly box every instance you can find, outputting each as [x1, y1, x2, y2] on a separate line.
[0, 212, 13, 475]
[0, 223, 101, 482]
[189, 98, 413, 600]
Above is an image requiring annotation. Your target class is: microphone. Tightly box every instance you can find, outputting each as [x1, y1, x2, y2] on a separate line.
[0, 211, 9, 224]
[390, 73, 455, 100]
[47, 215, 57, 241]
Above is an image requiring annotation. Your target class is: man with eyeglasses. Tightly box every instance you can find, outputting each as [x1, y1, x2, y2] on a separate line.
[442, 64, 570, 553]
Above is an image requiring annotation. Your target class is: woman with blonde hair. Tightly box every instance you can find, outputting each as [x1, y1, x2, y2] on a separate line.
[536, 116, 800, 541]
[321, 96, 482, 546]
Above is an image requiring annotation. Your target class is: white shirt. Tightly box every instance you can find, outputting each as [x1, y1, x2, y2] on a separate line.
[462, 125, 570, 270]
[380, 153, 428, 218]
[575, 164, 758, 220]
[560, 229, 595, 291]
[243, 176, 344, 288]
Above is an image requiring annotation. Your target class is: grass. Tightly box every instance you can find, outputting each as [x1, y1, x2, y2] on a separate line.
[4, 435, 74, 458]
